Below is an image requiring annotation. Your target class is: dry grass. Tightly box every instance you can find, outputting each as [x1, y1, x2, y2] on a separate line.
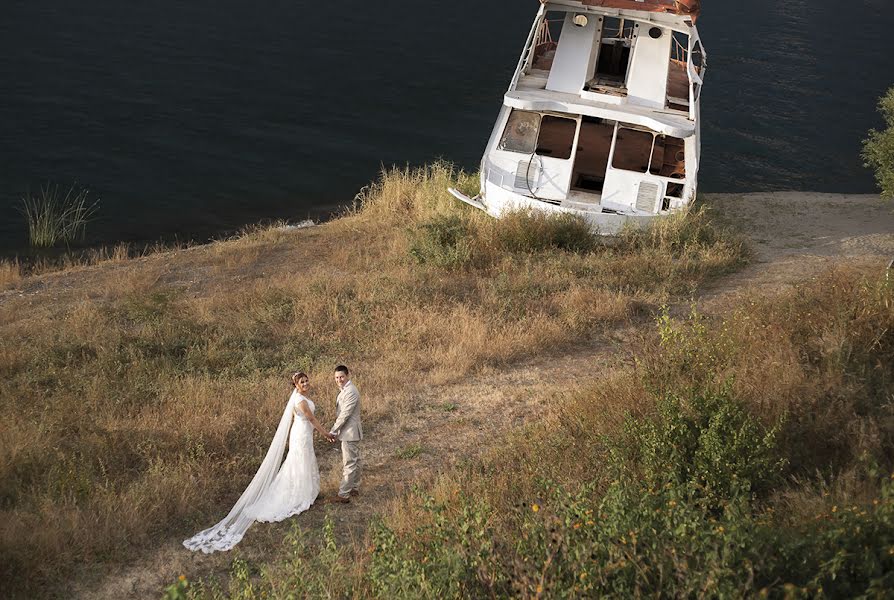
[0, 163, 747, 597]
[0, 260, 23, 290]
[344, 264, 894, 598]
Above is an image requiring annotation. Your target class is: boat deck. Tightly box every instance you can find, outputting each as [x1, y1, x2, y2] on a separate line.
[505, 83, 696, 138]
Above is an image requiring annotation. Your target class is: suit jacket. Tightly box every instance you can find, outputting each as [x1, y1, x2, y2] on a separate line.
[331, 381, 363, 442]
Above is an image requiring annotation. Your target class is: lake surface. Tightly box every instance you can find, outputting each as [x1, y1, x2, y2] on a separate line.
[1, 0, 892, 253]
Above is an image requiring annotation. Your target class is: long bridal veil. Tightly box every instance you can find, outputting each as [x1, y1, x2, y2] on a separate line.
[183, 394, 297, 553]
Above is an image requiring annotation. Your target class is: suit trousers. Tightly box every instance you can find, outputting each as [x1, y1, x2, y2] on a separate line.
[338, 440, 361, 497]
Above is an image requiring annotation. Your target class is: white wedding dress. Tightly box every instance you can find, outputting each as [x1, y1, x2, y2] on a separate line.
[183, 391, 321, 553]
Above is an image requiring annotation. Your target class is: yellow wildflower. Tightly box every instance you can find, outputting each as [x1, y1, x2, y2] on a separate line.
[531, 503, 540, 513]
[178, 575, 186, 582]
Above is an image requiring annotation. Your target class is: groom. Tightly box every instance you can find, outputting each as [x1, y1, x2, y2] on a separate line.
[327, 364, 362, 504]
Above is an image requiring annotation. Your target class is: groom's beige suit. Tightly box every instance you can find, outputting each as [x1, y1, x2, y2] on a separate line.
[330, 380, 362, 498]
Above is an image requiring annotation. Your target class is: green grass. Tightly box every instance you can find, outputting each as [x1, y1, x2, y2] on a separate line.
[395, 443, 426, 460]
[20, 182, 99, 248]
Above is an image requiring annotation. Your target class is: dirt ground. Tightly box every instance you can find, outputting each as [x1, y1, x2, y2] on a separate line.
[17, 192, 894, 599]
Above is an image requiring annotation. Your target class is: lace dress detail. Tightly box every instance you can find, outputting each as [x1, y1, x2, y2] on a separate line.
[183, 392, 320, 553]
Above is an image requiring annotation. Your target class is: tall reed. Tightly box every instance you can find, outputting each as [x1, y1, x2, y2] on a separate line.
[20, 182, 99, 248]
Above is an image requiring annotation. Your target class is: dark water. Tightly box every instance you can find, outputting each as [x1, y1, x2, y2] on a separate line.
[1, 0, 892, 253]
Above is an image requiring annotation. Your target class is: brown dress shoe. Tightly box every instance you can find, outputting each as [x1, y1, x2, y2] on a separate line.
[328, 494, 350, 504]
[349, 489, 360, 497]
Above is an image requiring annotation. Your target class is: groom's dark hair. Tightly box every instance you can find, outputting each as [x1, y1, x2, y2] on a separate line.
[335, 365, 349, 375]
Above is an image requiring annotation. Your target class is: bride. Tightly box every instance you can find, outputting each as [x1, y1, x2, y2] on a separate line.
[183, 372, 326, 553]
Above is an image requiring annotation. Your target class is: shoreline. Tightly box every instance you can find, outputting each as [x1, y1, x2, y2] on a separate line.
[2, 190, 888, 264]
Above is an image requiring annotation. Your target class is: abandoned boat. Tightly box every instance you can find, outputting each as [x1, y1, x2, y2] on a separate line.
[449, 0, 706, 233]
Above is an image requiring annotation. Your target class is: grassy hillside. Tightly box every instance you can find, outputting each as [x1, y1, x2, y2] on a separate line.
[10, 163, 890, 598]
[179, 266, 894, 599]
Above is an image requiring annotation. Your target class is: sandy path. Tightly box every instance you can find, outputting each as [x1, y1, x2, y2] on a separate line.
[40, 192, 894, 598]
[700, 192, 894, 305]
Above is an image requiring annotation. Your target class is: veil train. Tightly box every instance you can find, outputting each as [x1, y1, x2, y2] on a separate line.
[183, 394, 296, 553]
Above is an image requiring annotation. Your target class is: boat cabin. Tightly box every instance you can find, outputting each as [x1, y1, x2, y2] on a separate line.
[450, 0, 707, 233]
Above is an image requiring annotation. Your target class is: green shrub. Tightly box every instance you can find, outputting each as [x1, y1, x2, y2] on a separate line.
[368, 497, 499, 599]
[863, 85, 894, 199]
[362, 387, 786, 598]
[362, 389, 894, 598]
[407, 209, 597, 270]
[486, 210, 596, 254]
[614, 388, 785, 512]
[616, 205, 747, 265]
[407, 214, 473, 268]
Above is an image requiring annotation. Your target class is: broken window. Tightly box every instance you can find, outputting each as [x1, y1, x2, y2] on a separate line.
[612, 127, 654, 172]
[690, 40, 705, 102]
[530, 11, 565, 72]
[612, 126, 687, 178]
[666, 182, 685, 198]
[690, 40, 704, 74]
[498, 111, 577, 160]
[535, 115, 576, 160]
[571, 117, 614, 192]
[666, 31, 690, 110]
[650, 135, 687, 178]
[588, 16, 636, 91]
[499, 110, 540, 154]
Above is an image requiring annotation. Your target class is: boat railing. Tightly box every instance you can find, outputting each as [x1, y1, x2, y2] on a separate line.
[512, 15, 565, 90]
[670, 36, 688, 65]
[510, 12, 546, 91]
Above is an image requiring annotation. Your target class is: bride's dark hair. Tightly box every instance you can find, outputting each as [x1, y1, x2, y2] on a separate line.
[291, 371, 308, 385]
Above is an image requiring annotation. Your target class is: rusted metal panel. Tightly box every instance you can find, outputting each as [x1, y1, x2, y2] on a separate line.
[545, 0, 702, 22]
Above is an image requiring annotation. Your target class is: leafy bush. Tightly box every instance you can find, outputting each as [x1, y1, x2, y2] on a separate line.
[863, 85, 894, 199]
[366, 387, 783, 597]
[364, 388, 894, 599]
[368, 498, 498, 599]
[614, 389, 785, 512]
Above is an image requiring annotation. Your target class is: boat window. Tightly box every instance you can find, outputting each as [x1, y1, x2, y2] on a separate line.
[690, 40, 705, 75]
[535, 115, 576, 160]
[649, 135, 687, 178]
[588, 16, 636, 91]
[691, 40, 705, 103]
[602, 16, 636, 40]
[666, 182, 685, 198]
[571, 117, 614, 192]
[530, 11, 565, 72]
[666, 31, 690, 109]
[612, 127, 655, 173]
[498, 110, 540, 154]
